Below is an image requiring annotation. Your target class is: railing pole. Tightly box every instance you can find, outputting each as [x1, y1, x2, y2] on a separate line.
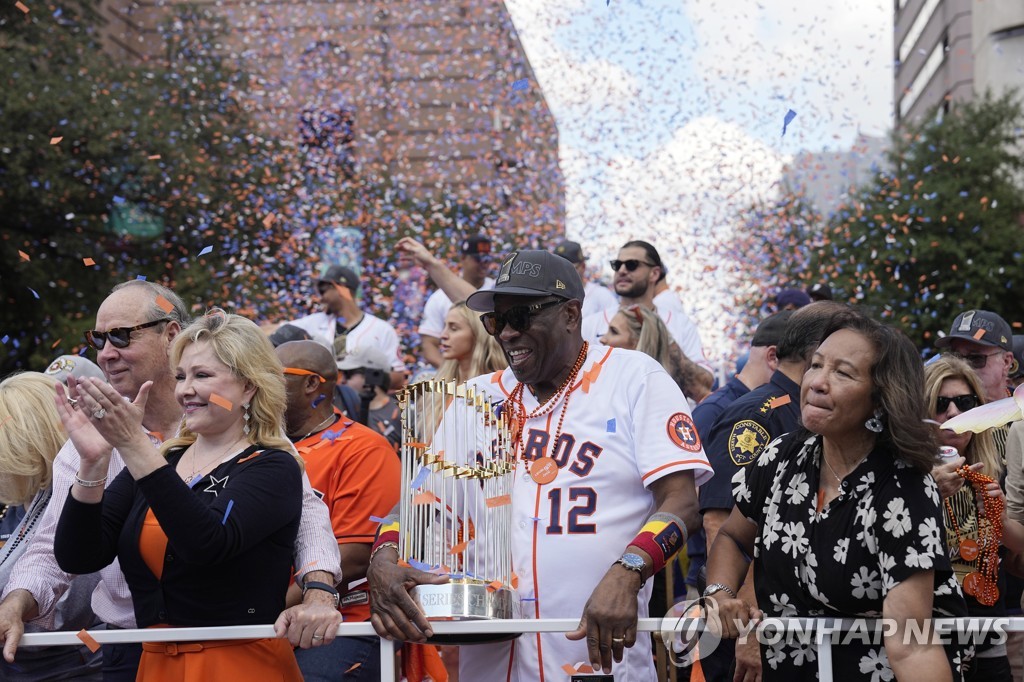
[380, 637, 397, 681]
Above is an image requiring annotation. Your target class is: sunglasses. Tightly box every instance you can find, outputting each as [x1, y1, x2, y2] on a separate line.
[480, 299, 566, 336]
[610, 259, 656, 272]
[84, 318, 171, 351]
[283, 367, 330, 383]
[949, 351, 1002, 370]
[936, 394, 980, 413]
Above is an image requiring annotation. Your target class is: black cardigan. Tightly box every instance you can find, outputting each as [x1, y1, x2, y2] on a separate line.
[55, 445, 301, 628]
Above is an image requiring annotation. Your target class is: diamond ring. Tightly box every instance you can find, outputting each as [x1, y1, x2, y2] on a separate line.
[92, 408, 106, 420]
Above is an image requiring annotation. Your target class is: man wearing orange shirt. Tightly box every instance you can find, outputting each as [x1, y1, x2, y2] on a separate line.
[276, 341, 401, 681]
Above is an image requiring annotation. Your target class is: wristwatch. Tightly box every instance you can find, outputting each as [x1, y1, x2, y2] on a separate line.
[615, 552, 647, 575]
[302, 580, 341, 608]
[703, 583, 737, 600]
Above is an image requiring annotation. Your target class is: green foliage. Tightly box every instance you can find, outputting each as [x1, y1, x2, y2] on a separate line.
[813, 91, 1024, 348]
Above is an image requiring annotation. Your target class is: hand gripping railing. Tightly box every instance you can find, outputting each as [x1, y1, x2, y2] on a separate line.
[21, 616, 1024, 680]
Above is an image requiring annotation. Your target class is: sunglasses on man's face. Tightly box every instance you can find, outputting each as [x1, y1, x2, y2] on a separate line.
[936, 394, 980, 413]
[84, 318, 171, 351]
[480, 299, 566, 336]
[949, 350, 1002, 370]
[609, 259, 656, 272]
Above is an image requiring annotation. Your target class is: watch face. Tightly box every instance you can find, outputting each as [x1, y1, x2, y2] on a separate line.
[620, 553, 645, 570]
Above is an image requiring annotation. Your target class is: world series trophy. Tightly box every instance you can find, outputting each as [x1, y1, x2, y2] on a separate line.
[396, 380, 519, 629]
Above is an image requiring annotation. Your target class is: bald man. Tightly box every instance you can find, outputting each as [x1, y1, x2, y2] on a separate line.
[275, 341, 400, 682]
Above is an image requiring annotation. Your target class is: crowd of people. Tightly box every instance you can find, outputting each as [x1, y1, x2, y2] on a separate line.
[0, 234, 1022, 682]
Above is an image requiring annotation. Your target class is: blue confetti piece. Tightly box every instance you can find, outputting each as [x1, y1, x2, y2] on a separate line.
[311, 393, 327, 408]
[521, 597, 537, 602]
[781, 109, 797, 137]
[136, 275, 147, 281]
[530, 517, 541, 522]
[197, 245, 213, 257]
[113, 196, 126, 205]
[410, 465, 430, 490]
[221, 499, 234, 525]
[0, 336, 7, 344]
[28, 288, 39, 299]
[606, 418, 616, 433]
[408, 559, 432, 572]
[511, 78, 529, 92]
[369, 515, 387, 524]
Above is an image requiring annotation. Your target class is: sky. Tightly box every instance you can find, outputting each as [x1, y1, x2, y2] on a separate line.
[503, 0, 894, 363]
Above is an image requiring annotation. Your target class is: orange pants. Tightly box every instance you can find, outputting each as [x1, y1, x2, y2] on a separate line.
[137, 637, 302, 681]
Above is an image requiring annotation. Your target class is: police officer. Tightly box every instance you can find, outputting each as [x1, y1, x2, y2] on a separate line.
[697, 300, 849, 682]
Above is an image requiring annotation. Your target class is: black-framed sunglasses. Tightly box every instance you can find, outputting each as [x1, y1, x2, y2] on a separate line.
[936, 394, 980, 413]
[949, 351, 1002, 370]
[84, 318, 171, 350]
[480, 299, 566, 336]
[610, 259, 656, 272]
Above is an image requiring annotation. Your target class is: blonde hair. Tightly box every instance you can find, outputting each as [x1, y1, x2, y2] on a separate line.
[0, 372, 67, 505]
[434, 301, 507, 383]
[162, 310, 298, 466]
[613, 305, 711, 401]
[924, 356, 1001, 478]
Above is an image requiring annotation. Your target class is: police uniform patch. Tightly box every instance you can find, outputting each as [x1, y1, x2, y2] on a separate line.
[729, 420, 769, 466]
[667, 413, 702, 452]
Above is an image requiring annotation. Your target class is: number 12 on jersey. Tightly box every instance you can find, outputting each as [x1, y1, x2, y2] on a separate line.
[546, 487, 597, 534]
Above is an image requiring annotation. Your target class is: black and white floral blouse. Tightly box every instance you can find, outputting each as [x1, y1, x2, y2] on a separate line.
[732, 430, 971, 681]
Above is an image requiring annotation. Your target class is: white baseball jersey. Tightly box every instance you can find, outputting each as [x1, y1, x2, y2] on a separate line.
[582, 280, 618, 319]
[417, 276, 496, 339]
[435, 345, 713, 681]
[581, 306, 709, 372]
[654, 288, 684, 314]
[288, 311, 405, 372]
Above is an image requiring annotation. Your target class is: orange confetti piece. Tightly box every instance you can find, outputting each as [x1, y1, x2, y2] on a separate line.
[974, 328, 986, 340]
[487, 580, 502, 592]
[562, 665, 578, 675]
[412, 491, 435, 505]
[449, 541, 468, 555]
[576, 664, 595, 674]
[768, 395, 791, 409]
[345, 662, 362, 673]
[511, 572, 519, 589]
[154, 295, 173, 313]
[485, 494, 511, 508]
[403, 441, 428, 449]
[148, 154, 161, 160]
[397, 559, 411, 568]
[50, 338, 62, 349]
[262, 213, 276, 228]
[50, 136, 63, 145]
[83, 257, 95, 266]
[77, 629, 100, 653]
[18, 250, 29, 261]
[208, 393, 233, 410]
[15, 1, 28, 13]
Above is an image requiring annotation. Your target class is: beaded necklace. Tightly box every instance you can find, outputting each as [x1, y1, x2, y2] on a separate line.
[508, 342, 589, 469]
[947, 464, 1003, 607]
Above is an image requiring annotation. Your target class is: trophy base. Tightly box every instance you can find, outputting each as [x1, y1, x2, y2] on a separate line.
[412, 582, 522, 645]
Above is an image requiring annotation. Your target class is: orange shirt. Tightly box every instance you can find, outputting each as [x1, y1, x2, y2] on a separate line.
[295, 409, 400, 622]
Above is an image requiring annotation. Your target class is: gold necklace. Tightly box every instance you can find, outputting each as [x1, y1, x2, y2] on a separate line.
[295, 413, 337, 442]
[185, 439, 245, 484]
[822, 452, 868, 487]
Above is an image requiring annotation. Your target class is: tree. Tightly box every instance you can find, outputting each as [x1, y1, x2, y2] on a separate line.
[811, 91, 1024, 348]
[0, 1, 289, 372]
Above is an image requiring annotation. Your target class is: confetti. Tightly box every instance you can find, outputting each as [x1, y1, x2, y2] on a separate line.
[18, 251, 29, 262]
[412, 491, 435, 505]
[344, 663, 362, 673]
[221, 499, 234, 525]
[15, 1, 28, 13]
[82, 258, 96, 266]
[154, 295, 174, 313]
[768, 395, 791, 409]
[410, 465, 431, 490]
[208, 393, 233, 410]
[197, 245, 213, 257]
[449, 540, 469, 555]
[76, 629, 100, 653]
[50, 136, 62, 145]
[485, 494, 511, 508]
[781, 108, 797, 136]
[369, 515, 387, 524]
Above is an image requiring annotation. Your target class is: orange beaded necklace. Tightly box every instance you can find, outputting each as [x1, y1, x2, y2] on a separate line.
[948, 464, 1004, 607]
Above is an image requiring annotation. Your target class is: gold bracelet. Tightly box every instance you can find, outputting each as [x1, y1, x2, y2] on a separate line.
[75, 475, 107, 488]
[370, 541, 399, 563]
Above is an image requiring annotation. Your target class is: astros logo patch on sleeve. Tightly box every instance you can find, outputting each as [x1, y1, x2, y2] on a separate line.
[729, 420, 769, 466]
[667, 413, 702, 452]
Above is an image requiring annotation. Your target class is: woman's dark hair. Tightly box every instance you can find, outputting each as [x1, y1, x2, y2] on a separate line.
[621, 240, 666, 282]
[818, 314, 937, 473]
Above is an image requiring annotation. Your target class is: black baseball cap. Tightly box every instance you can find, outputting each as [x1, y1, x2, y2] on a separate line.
[466, 250, 585, 312]
[318, 265, 360, 293]
[1011, 335, 1024, 379]
[750, 311, 792, 347]
[807, 282, 833, 301]
[461, 235, 492, 256]
[268, 324, 312, 347]
[553, 240, 585, 264]
[934, 309, 1012, 351]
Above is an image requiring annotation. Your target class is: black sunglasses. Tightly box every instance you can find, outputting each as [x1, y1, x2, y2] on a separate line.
[85, 318, 171, 350]
[480, 300, 566, 336]
[936, 394, 980, 413]
[610, 259, 656, 272]
[948, 351, 1002, 370]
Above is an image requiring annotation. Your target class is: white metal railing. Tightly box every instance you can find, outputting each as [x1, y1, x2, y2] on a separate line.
[21, 616, 1024, 680]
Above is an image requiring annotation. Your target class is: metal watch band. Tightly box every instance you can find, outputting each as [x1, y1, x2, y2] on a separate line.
[703, 582, 737, 599]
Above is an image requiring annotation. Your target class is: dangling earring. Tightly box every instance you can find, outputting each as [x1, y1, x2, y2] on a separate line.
[242, 402, 251, 435]
[865, 410, 883, 433]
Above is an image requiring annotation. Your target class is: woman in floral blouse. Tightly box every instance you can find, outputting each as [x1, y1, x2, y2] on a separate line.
[705, 313, 970, 681]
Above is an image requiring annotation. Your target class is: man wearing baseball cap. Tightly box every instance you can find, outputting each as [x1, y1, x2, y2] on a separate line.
[397, 234, 496, 368]
[287, 264, 406, 389]
[935, 309, 1015, 403]
[367, 250, 711, 680]
[552, 239, 618, 318]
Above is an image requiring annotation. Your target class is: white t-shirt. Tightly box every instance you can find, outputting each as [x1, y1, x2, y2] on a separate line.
[581, 305, 709, 370]
[427, 345, 712, 681]
[417, 277, 496, 339]
[654, 287, 684, 314]
[582, 280, 618, 319]
[289, 311, 405, 372]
